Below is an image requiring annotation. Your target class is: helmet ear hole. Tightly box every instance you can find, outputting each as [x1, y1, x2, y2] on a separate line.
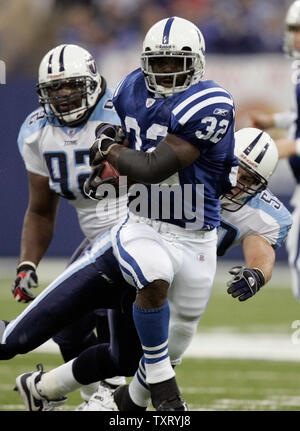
[89, 80, 98, 92]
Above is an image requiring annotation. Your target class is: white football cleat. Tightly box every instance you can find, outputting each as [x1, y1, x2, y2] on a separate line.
[79, 381, 119, 411]
[74, 401, 88, 411]
[14, 363, 67, 411]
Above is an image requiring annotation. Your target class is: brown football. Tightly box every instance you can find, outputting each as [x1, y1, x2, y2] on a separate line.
[99, 160, 136, 193]
[100, 160, 120, 181]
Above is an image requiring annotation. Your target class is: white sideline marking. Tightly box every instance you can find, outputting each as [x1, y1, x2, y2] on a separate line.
[184, 332, 300, 362]
[34, 331, 300, 362]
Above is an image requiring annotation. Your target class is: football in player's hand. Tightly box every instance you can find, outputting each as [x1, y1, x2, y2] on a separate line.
[96, 160, 135, 198]
[100, 160, 120, 183]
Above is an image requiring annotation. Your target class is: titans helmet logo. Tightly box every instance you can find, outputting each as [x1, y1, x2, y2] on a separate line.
[86, 56, 98, 76]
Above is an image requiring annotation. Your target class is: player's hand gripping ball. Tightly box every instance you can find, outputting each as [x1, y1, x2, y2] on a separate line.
[83, 161, 120, 200]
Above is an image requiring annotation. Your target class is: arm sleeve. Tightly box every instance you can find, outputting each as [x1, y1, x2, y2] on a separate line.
[116, 140, 181, 184]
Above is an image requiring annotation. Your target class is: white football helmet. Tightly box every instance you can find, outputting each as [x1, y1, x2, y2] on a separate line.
[141, 16, 205, 97]
[284, 1, 300, 59]
[222, 128, 279, 212]
[37, 44, 103, 126]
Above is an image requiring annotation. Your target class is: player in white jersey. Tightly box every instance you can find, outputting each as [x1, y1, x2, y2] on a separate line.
[13, 44, 128, 402]
[168, 128, 291, 362]
[250, 1, 300, 302]
[219, 128, 292, 302]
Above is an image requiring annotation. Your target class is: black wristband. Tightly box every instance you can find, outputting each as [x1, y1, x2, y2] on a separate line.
[17, 262, 36, 274]
[252, 268, 265, 287]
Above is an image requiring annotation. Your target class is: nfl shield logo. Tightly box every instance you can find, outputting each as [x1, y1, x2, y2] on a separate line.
[146, 98, 155, 108]
[198, 254, 205, 262]
[67, 128, 76, 137]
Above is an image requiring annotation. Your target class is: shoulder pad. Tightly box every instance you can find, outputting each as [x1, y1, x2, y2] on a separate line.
[27, 108, 46, 128]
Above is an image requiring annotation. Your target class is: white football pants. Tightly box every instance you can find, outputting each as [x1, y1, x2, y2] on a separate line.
[110, 212, 217, 364]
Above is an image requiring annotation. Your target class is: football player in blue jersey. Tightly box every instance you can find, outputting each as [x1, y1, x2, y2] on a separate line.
[13, 44, 128, 403]
[85, 16, 238, 411]
[101, 127, 292, 412]
[0, 128, 291, 412]
[250, 0, 300, 305]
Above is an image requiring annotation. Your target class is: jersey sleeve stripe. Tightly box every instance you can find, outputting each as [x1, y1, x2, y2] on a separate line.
[113, 77, 127, 98]
[172, 87, 230, 116]
[177, 96, 234, 125]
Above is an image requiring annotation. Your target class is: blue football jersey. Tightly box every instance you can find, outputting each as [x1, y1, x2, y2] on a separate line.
[113, 69, 238, 230]
[289, 81, 300, 183]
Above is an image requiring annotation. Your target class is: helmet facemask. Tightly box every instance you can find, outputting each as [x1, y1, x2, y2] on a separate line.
[37, 76, 98, 126]
[284, 1, 300, 58]
[141, 48, 204, 97]
[284, 24, 300, 59]
[221, 161, 267, 212]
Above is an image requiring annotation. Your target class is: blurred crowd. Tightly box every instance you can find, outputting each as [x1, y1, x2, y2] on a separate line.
[0, 0, 293, 77]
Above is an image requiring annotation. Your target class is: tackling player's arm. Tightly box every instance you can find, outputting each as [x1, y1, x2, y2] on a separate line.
[249, 112, 275, 130]
[226, 234, 275, 302]
[12, 172, 60, 303]
[242, 234, 275, 284]
[274, 138, 299, 159]
[250, 111, 296, 131]
[89, 124, 200, 184]
[20, 172, 60, 264]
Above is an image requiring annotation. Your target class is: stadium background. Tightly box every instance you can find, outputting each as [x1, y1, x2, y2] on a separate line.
[0, 0, 296, 260]
[1, 0, 300, 412]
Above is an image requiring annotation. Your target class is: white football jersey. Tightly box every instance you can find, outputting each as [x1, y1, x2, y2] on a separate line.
[17, 89, 128, 242]
[218, 189, 292, 256]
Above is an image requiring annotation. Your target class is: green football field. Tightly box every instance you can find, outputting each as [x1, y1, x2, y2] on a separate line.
[1, 271, 300, 411]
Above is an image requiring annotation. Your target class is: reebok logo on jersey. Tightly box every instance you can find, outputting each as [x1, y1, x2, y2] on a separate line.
[213, 108, 229, 117]
[64, 140, 78, 146]
[146, 98, 156, 108]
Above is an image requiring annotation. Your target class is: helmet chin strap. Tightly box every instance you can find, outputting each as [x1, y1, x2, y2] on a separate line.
[146, 71, 194, 97]
[55, 99, 87, 124]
